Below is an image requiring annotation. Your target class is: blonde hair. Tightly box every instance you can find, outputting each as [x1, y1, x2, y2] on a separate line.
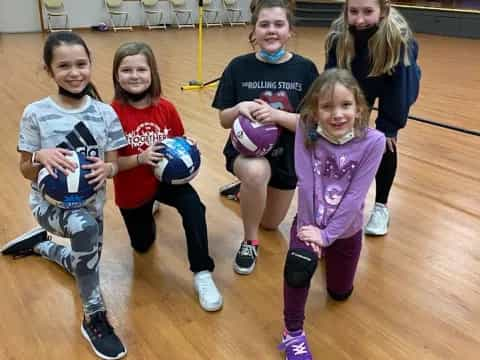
[300, 69, 370, 147]
[325, 1, 414, 76]
[112, 42, 162, 104]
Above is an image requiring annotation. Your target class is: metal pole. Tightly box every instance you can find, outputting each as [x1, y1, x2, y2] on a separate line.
[38, 0, 46, 32]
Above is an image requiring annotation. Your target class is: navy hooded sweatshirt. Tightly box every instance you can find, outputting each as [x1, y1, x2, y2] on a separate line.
[326, 33, 421, 137]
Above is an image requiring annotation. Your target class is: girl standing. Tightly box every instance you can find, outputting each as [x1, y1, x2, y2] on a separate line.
[325, 0, 421, 235]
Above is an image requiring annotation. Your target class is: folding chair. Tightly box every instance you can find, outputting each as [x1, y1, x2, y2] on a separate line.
[141, 0, 167, 30]
[169, 0, 195, 29]
[202, 0, 222, 27]
[43, 0, 71, 32]
[104, 0, 133, 32]
[222, 0, 245, 26]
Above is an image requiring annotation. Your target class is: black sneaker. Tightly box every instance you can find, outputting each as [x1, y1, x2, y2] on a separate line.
[81, 311, 127, 360]
[233, 241, 258, 275]
[219, 181, 241, 201]
[1, 227, 48, 258]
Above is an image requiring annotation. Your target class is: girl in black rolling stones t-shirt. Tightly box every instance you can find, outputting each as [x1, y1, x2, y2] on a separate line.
[212, 0, 318, 276]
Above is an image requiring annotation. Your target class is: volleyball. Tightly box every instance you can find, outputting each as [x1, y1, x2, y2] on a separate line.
[230, 115, 281, 157]
[37, 151, 96, 209]
[154, 137, 201, 185]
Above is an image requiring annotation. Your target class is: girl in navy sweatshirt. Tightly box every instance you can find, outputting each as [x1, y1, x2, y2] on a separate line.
[325, 0, 421, 236]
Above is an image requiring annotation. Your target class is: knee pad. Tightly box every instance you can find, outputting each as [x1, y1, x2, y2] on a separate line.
[327, 287, 353, 301]
[284, 248, 318, 288]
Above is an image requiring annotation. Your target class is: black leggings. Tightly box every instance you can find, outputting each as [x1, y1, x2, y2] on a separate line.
[375, 147, 397, 204]
[119, 183, 215, 273]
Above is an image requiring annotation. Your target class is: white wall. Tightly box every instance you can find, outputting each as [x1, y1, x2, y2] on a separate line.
[0, 0, 41, 32]
[0, 0, 251, 33]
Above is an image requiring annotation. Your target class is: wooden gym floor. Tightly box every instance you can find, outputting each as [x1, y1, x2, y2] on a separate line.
[0, 26, 479, 359]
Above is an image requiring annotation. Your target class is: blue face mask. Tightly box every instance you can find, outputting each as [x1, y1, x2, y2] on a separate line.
[258, 48, 286, 63]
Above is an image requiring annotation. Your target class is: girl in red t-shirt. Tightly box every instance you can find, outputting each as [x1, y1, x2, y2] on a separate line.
[112, 42, 222, 312]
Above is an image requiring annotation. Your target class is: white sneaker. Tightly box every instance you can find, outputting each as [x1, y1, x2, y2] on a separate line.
[194, 271, 223, 312]
[152, 201, 161, 215]
[365, 203, 390, 236]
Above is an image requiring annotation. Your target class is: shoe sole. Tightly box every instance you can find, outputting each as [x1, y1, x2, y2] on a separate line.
[0, 227, 46, 255]
[364, 220, 390, 236]
[233, 262, 256, 275]
[197, 296, 224, 312]
[225, 194, 240, 201]
[200, 302, 223, 312]
[219, 181, 241, 196]
[364, 229, 388, 236]
[81, 324, 127, 360]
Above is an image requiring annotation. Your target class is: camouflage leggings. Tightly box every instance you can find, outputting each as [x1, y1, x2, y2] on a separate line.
[32, 202, 105, 316]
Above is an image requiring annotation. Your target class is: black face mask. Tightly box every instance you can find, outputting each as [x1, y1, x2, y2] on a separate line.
[348, 25, 379, 47]
[120, 87, 151, 103]
[58, 85, 90, 100]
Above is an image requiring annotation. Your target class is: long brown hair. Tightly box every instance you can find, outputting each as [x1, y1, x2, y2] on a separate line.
[112, 42, 162, 104]
[43, 31, 102, 101]
[248, 0, 295, 48]
[300, 69, 370, 147]
[325, 0, 414, 76]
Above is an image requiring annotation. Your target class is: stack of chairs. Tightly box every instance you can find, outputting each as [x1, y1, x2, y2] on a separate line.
[104, 0, 133, 32]
[43, 0, 71, 32]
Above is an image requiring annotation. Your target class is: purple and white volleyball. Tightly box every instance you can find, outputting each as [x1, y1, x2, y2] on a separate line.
[230, 115, 281, 157]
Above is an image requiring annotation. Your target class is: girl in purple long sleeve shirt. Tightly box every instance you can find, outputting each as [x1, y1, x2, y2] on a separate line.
[278, 69, 385, 360]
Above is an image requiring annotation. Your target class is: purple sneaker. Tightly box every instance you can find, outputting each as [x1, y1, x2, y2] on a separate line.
[278, 330, 313, 360]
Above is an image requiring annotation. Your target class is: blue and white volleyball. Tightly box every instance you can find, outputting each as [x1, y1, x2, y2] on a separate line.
[37, 151, 96, 209]
[154, 137, 201, 185]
